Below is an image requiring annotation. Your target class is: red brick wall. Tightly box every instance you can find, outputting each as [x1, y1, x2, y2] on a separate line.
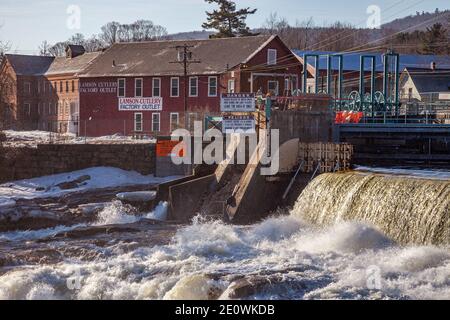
[79, 76, 221, 136]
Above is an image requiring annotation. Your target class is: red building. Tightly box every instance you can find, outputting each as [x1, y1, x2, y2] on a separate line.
[78, 35, 303, 136]
[0, 46, 100, 132]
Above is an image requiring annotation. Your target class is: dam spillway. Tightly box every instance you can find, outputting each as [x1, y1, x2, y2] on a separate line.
[292, 171, 450, 246]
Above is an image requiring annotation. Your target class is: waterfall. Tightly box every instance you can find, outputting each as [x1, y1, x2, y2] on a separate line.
[292, 172, 450, 245]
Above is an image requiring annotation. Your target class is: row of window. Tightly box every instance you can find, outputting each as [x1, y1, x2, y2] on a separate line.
[133, 112, 179, 132]
[23, 101, 77, 117]
[23, 80, 77, 95]
[117, 77, 219, 98]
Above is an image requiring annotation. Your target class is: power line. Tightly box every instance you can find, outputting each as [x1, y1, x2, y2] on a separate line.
[169, 44, 201, 127]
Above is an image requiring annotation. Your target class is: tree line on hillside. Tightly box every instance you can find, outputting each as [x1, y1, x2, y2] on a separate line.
[39, 20, 169, 56]
[258, 11, 450, 55]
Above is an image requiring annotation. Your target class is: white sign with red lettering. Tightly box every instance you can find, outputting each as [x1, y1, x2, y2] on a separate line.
[118, 97, 163, 111]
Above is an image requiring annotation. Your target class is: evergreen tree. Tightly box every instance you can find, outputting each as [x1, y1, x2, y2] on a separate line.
[202, 0, 257, 38]
[420, 23, 449, 55]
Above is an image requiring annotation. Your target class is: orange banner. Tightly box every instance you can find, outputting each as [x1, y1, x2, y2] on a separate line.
[156, 140, 185, 157]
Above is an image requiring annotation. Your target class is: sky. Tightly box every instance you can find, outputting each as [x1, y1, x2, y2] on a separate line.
[0, 0, 448, 54]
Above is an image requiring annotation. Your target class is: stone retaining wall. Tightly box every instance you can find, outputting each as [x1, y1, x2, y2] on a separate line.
[0, 143, 155, 183]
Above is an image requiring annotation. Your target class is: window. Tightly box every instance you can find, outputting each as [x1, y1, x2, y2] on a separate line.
[24, 103, 31, 116]
[228, 79, 235, 93]
[189, 77, 198, 97]
[48, 102, 52, 115]
[38, 102, 41, 115]
[152, 78, 161, 97]
[24, 82, 31, 94]
[135, 78, 143, 97]
[268, 80, 279, 96]
[134, 113, 143, 132]
[171, 77, 179, 97]
[208, 76, 218, 97]
[284, 78, 290, 93]
[118, 78, 126, 97]
[152, 113, 160, 132]
[170, 112, 179, 131]
[60, 81, 63, 93]
[66, 81, 69, 92]
[72, 80, 75, 92]
[54, 82, 57, 93]
[267, 49, 277, 65]
[38, 81, 41, 94]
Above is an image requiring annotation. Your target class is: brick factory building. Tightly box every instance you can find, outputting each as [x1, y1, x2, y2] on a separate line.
[0, 46, 100, 132]
[77, 35, 303, 136]
[0, 35, 303, 136]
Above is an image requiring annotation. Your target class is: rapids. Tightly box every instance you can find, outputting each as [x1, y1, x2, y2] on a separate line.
[0, 169, 448, 300]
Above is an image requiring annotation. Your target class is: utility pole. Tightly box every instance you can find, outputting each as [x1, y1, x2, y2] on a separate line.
[170, 44, 201, 130]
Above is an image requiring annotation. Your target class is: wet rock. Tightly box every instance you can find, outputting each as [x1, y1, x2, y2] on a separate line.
[116, 191, 157, 203]
[56, 175, 91, 190]
[225, 276, 284, 299]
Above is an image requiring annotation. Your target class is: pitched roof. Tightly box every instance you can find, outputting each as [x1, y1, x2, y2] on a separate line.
[405, 67, 450, 93]
[45, 52, 101, 76]
[78, 35, 276, 77]
[5, 54, 54, 75]
[4, 52, 101, 77]
[293, 50, 450, 72]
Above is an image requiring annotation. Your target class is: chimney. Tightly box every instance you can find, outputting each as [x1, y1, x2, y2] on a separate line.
[65, 45, 85, 59]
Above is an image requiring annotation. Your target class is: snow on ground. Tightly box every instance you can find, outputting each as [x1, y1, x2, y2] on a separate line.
[355, 166, 450, 180]
[0, 167, 181, 206]
[2, 130, 155, 147]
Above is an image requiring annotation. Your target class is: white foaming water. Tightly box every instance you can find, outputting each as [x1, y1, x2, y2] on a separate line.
[94, 201, 140, 226]
[0, 224, 87, 242]
[0, 216, 448, 300]
[146, 202, 169, 221]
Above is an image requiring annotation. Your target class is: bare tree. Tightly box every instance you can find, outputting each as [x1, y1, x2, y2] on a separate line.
[48, 42, 68, 57]
[39, 41, 52, 56]
[100, 21, 121, 46]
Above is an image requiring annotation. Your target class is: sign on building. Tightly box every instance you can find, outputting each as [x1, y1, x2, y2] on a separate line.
[222, 115, 255, 133]
[220, 93, 255, 112]
[119, 97, 163, 111]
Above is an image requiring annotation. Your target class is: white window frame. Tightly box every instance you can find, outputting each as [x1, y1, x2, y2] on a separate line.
[268, 80, 279, 96]
[170, 112, 179, 131]
[189, 76, 198, 97]
[134, 112, 143, 132]
[135, 78, 143, 97]
[267, 49, 277, 66]
[284, 78, 290, 92]
[228, 79, 235, 93]
[208, 76, 218, 97]
[118, 78, 126, 97]
[152, 78, 161, 97]
[170, 77, 180, 97]
[24, 82, 31, 94]
[24, 103, 31, 116]
[152, 113, 161, 132]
